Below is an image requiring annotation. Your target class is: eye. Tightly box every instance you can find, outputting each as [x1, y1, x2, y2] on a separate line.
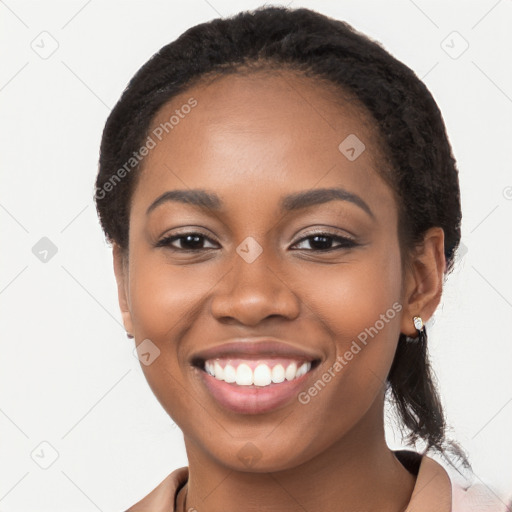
[156, 232, 219, 251]
[155, 230, 358, 253]
[291, 232, 358, 251]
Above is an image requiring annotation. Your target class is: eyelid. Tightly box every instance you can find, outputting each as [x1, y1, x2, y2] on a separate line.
[291, 230, 357, 249]
[155, 228, 220, 249]
[292, 225, 361, 252]
[292, 227, 357, 242]
[158, 226, 219, 241]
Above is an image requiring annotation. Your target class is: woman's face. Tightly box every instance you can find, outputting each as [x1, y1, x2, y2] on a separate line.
[116, 70, 415, 472]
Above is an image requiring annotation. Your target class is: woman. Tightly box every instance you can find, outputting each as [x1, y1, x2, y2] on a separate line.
[95, 6, 508, 512]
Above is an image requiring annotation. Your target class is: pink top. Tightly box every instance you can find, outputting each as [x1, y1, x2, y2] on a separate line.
[124, 452, 510, 511]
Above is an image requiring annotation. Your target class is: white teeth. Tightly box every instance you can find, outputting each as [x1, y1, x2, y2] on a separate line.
[205, 361, 214, 376]
[204, 359, 313, 387]
[213, 361, 224, 380]
[253, 364, 272, 386]
[223, 364, 236, 383]
[296, 362, 309, 378]
[271, 364, 285, 383]
[285, 362, 297, 381]
[235, 363, 253, 385]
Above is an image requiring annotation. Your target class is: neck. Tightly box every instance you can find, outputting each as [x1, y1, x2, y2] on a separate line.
[181, 400, 416, 512]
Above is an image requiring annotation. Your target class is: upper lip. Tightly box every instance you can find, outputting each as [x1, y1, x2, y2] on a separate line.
[189, 338, 323, 366]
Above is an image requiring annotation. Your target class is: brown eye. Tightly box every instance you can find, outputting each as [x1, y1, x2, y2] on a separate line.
[156, 232, 219, 251]
[292, 233, 357, 251]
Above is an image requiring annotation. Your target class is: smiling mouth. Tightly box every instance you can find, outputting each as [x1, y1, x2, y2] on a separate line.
[189, 340, 323, 414]
[194, 357, 321, 387]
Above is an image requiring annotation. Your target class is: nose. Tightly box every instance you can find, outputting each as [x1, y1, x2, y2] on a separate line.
[210, 247, 301, 327]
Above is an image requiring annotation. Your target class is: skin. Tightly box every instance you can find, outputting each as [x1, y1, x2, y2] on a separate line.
[113, 69, 446, 512]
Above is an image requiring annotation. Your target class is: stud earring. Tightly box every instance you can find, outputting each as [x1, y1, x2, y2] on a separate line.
[405, 316, 426, 343]
[413, 316, 423, 331]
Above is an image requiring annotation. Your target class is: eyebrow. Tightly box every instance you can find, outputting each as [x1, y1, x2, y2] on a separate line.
[146, 187, 374, 219]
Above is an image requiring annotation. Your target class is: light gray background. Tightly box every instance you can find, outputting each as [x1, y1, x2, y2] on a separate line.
[1, 0, 511, 510]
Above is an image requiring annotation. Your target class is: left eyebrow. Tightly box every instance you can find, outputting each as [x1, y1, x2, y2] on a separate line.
[280, 187, 375, 219]
[146, 186, 374, 220]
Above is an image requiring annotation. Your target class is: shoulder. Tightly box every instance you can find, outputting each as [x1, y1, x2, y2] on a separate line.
[405, 451, 452, 511]
[124, 467, 188, 512]
[396, 450, 511, 512]
[451, 481, 511, 512]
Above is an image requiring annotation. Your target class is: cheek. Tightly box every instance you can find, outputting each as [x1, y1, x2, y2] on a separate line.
[125, 251, 210, 408]
[306, 242, 403, 343]
[298, 244, 404, 413]
[128, 253, 214, 343]
[125, 247, 245, 424]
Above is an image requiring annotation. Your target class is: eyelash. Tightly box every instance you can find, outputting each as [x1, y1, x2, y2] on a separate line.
[155, 230, 358, 252]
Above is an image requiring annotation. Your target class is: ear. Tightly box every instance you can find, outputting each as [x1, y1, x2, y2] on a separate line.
[400, 227, 446, 337]
[112, 243, 134, 336]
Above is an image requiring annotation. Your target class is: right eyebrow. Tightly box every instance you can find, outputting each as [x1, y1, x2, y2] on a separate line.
[146, 189, 222, 215]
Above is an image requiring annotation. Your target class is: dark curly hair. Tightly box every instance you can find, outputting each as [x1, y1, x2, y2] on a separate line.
[95, 6, 468, 469]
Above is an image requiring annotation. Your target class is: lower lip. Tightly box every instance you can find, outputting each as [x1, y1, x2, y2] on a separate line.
[198, 369, 314, 414]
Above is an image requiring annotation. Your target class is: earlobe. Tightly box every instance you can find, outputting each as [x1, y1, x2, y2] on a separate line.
[112, 243, 134, 337]
[400, 227, 446, 337]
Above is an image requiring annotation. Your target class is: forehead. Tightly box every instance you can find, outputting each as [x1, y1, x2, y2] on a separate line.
[131, 69, 395, 219]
